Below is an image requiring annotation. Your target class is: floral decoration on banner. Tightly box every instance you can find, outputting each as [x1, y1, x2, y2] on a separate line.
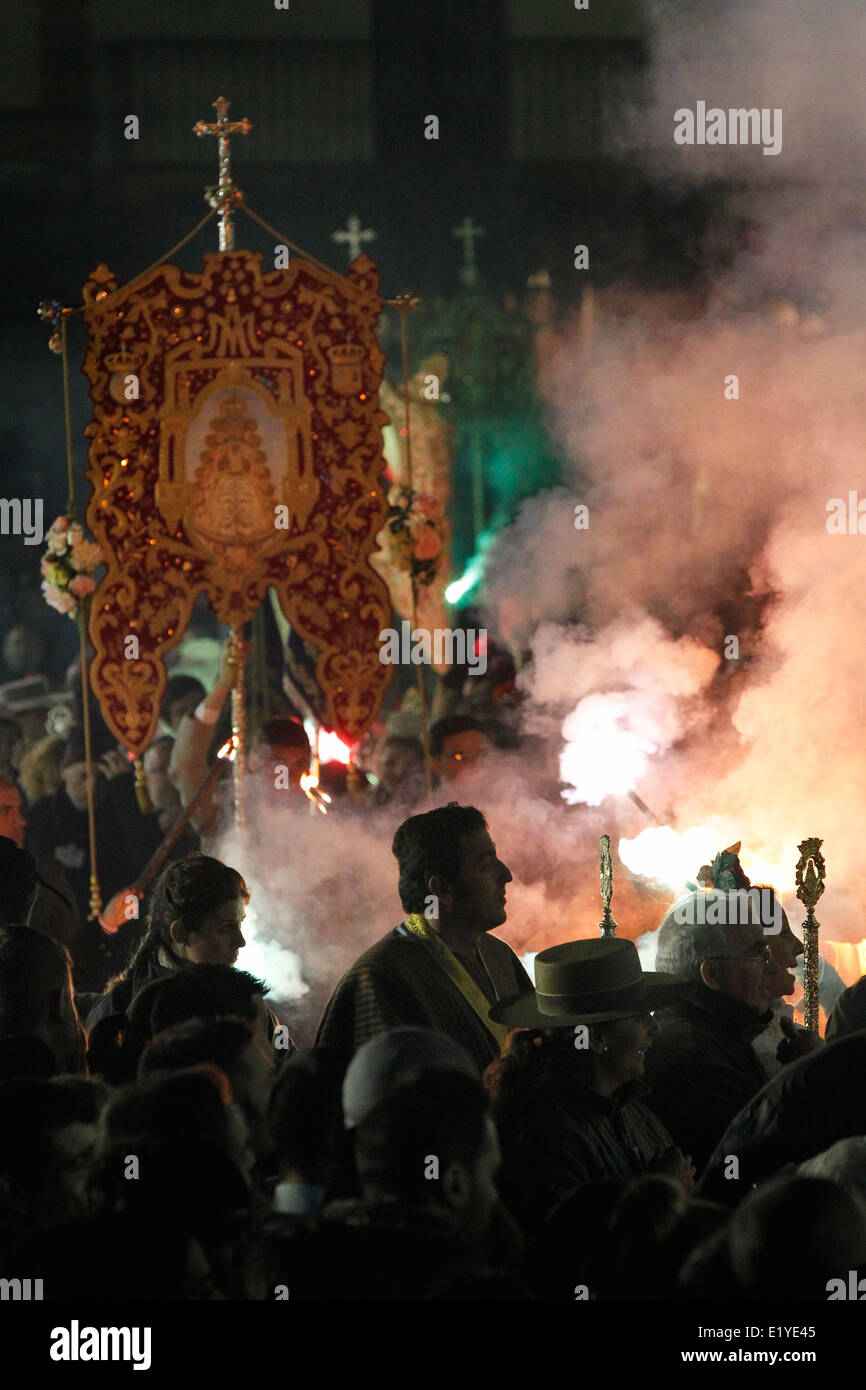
[384, 485, 446, 588]
[41, 515, 104, 619]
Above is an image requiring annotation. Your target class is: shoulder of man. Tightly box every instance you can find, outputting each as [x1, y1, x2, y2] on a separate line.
[479, 931, 533, 993]
[337, 926, 431, 977]
[826, 974, 866, 1041]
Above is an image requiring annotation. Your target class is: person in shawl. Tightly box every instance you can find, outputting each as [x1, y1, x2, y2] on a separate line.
[487, 936, 693, 1235]
[315, 803, 532, 1072]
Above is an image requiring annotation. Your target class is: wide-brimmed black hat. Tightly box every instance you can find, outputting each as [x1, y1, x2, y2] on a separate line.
[489, 937, 691, 1028]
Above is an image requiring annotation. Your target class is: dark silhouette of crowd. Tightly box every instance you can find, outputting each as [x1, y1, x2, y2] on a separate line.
[0, 798, 865, 1301]
[1, 619, 865, 1301]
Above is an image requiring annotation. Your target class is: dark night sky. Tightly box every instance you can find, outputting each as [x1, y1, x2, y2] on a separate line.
[0, 0, 716, 649]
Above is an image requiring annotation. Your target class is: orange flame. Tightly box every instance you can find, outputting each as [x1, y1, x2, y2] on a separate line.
[300, 770, 331, 814]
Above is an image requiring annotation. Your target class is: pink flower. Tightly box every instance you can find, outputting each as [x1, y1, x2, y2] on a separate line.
[46, 530, 68, 556]
[414, 527, 442, 561]
[68, 574, 96, 598]
[42, 581, 77, 615]
[69, 539, 103, 572]
[50, 516, 70, 532]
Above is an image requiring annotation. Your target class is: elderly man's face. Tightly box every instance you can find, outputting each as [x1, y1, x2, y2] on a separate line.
[710, 920, 774, 1012]
[766, 914, 803, 997]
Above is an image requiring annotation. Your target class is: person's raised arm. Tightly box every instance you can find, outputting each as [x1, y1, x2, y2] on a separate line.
[168, 637, 246, 833]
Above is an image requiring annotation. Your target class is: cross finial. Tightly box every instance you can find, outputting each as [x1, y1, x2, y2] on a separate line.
[193, 96, 252, 251]
[331, 214, 377, 263]
[453, 216, 486, 287]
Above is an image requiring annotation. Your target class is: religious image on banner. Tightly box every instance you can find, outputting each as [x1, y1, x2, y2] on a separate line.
[80, 249, 394, 755]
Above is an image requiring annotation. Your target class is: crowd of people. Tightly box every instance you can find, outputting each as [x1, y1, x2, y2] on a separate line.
[1, 618, 865, 1300]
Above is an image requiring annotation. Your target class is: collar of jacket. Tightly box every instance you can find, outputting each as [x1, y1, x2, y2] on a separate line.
[550, 1062, 651, 1117]
[677, 981, 773, 1039]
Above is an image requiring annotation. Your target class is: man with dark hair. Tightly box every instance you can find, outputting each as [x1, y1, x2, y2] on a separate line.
[372, 735, 425, 806]
[315, 803, 531, 1071]
[139, 1015, 275, 1156]
[430, 715, 497, 785]
[0, 925, 85, 1074]
[162, 675, 206, 732]
[0, 791, 80, 950]
[25, 733, 150, 987]
[168, 638, 311, 847]
[149, 962, 280, 1051]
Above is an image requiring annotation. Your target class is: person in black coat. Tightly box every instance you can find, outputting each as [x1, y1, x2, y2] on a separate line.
[643, 887, 782, 1174]
[488, 937, 694, 1236]
[25, 733, 154, 990]
[695, 1031, 866, 1205]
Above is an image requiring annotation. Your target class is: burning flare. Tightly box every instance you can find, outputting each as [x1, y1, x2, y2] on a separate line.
[619, 825, 793, 895]
[560, 691, 665, 806]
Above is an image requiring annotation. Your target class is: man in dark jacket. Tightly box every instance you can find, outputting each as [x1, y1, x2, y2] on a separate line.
[695, 1032, 866, 1205]
[644, 889, 777, 1174]
[826, 973, 866, 1041]
[253, 1066, 510, 1299]
[25, 734, 155, 990]
[316, 804, 532, 1073]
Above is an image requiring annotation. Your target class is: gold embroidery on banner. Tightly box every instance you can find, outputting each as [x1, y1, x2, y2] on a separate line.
[82, 249, 393, 753]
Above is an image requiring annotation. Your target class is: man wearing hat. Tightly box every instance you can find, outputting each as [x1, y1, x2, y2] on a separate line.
[317, 804, 532, 1072]
[488, 937, 694, 1235]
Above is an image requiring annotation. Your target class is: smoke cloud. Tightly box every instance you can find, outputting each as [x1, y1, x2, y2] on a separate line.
[482, 0, 866, 946]
[218, 1, 866, 1039]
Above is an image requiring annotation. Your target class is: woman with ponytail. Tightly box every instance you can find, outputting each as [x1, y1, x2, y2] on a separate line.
[85, 853, 249, 1030]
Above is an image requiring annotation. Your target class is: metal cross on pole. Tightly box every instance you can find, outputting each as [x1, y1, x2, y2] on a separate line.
[193, 96, 252, 251]
[331, 214, 377, 263]
[453, 215, 486, 288]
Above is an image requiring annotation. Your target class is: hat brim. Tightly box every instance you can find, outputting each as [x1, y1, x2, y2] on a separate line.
[489, 971, 691, 1028]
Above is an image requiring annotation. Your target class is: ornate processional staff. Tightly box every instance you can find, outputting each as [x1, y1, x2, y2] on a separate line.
[795, 837, 826, 1032]
[192, 98, 253, 818]
[193, 96, 252, 252]
[599, 834, 618, 938]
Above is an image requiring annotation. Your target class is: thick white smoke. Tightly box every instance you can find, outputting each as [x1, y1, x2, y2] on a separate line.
[218, 1, 866, 1039]
[482, 0, 866, 945]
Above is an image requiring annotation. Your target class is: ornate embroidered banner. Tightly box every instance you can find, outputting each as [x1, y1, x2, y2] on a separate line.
[81, 249, 394, 754]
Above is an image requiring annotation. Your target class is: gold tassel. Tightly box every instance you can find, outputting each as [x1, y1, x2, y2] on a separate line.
[133, 756, 153, 814]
